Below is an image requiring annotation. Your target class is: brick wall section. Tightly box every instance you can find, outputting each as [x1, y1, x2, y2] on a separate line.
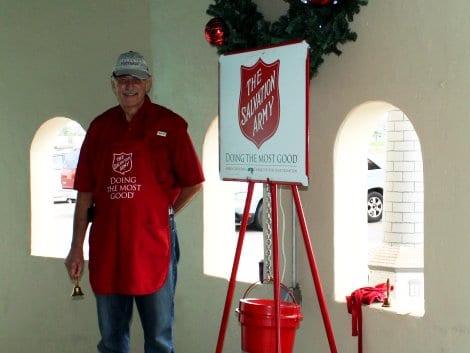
[368, 110, 424, 307]
[383, 110, 424, 246]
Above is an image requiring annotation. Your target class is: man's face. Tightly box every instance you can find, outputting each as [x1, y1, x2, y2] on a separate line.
[111, 75, 152, 115]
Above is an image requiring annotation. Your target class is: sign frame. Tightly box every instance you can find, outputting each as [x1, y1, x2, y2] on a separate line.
[218, 40, 310, 186]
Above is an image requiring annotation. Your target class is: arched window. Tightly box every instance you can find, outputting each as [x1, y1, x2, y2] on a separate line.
[335, 102, 424, 315]
[30, 117, 87, 259]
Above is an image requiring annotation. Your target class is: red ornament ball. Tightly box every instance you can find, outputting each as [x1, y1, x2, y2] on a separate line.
[205, 17, 226, 47]
[307, 0, 331, 5]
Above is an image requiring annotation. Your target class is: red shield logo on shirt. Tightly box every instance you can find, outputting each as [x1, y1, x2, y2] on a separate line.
[238, 59, 280, 149]
[112, 153, 133, 175]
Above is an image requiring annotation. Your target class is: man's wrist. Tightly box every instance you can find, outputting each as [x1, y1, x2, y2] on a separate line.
[70, 243, 84, 251]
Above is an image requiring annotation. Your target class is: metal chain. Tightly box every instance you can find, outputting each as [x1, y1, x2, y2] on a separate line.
[263, 183, 273, 282]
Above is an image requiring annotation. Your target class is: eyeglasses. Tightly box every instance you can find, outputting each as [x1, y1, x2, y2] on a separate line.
[113, 76, 145, 85]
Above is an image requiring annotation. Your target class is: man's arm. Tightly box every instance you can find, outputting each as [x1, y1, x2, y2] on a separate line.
[64, 191, 93, 280]
[173, 183, 203, 213]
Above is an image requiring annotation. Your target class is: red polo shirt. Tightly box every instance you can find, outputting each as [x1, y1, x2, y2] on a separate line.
[74, 96, 204, 294]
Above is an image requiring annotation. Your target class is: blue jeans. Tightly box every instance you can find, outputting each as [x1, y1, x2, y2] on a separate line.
[95, 215, 179, 353]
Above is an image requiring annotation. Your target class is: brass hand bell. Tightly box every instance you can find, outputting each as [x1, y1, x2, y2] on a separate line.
[71, 278, 85, 299]
[382, 278, 391, 307]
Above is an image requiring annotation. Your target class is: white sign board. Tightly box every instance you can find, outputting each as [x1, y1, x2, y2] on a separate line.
[219, 40, 309, 186]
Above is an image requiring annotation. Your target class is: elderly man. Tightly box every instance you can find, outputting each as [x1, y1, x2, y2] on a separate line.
[65, 51, 204, 353]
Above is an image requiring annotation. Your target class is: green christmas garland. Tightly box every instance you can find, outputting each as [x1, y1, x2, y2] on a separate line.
[206, 0, 367, 78]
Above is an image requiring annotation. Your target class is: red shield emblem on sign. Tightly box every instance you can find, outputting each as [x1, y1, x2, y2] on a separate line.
[112, 153, 133, 175]
[238, 59, 280, 149]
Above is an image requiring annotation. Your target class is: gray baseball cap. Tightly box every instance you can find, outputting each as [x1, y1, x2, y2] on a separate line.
[112, 51, 151, 80]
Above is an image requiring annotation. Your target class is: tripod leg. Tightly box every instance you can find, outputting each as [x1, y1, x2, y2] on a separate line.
[215, 181, 255, 353]
[291, 185, 338, 353]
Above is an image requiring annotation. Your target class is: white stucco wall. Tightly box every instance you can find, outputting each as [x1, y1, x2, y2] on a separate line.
[150, 1, 470, 352]
[0, 1, 152, 351]
[1, 0, 470, 352]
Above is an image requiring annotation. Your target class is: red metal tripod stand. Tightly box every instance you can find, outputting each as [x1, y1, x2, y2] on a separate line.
[215, 181, 338, 353]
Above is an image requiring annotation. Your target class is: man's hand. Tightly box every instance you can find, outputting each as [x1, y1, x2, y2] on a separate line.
[65, 247, 84, 280]
[64, 191, 92, 280]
